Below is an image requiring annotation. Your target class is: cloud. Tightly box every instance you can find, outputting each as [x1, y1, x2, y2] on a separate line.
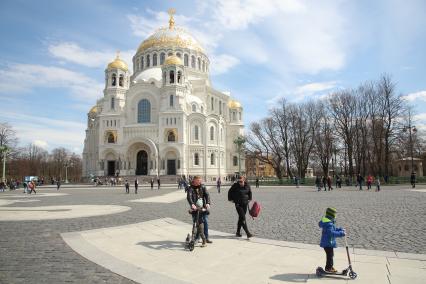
[403, 90, 426, 102]
[209, 54, 240, 75]
[48, 42, 134, 71]
[0, 111, 86, 152]
[33, 140, 49, 149]
[0, 63, 103, 101]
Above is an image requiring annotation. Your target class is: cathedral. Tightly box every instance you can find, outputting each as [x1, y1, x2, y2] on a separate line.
[82, 11, 244, 181]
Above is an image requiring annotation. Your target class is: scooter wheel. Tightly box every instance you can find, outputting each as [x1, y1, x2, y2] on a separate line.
[189, 241, 195, 251]
[349, 271, 357, 279]
[316, 267, 323, 277]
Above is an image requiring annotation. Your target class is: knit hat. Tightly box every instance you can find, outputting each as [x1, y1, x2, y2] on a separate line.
[325, 207, 337, 220]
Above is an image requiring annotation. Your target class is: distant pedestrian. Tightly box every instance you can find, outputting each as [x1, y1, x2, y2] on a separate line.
[150, 178, 154, 190]
[28, 181, 36, 194]
[315, 176, 321, 191]
[125, 180, 129, 194]
[23, 181, 28, 193]
[375, 176, 381, 192]
[367, 175, 373, 190]
[157, 177, 161, 190]
[255, 178, 259, 188]
[327, 176, 333, 191]
[134, 178, 139, 194]
[322, 176, 327, 191]
[411, 172, 416, 188]
[56, 180, 61, 191]
[357, 174, 363, 190]
[217, 177, 221, 193]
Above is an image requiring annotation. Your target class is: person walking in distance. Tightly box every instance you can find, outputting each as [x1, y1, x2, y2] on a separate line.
[228, 175, 253, 238]
[255, 177, 259, 188]
[56, 179, 61, 191]
[150, 178, 154, 190]
[157, 177, 161, 190]
[28, 180, 36, 194]
[216, 177, 221, 193]
[125, 179, 129, 194]
[134, 178, 139, 194]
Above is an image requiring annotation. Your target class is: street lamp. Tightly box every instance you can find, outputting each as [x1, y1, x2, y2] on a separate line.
[64, 161, 73, 184]
[403, 124, 417, 176]
[0, 145, 8, 183]
[233, 135, 245, 175]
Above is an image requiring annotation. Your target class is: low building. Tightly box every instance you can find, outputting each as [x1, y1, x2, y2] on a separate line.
[393, 157, 423, 177]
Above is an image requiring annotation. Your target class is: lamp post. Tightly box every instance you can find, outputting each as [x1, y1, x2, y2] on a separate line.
[0, 145, 8, 183]
[64, 162, 69, 184]
[403, 124, 417, 175]
[233, 135, 245, 175]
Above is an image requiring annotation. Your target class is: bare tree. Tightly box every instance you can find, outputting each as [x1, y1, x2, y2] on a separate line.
[313, 101, 334, 176]
[329, 90, 357, 182]
[246, 118, 286, 181]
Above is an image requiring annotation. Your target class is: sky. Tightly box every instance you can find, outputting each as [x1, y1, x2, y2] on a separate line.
[0, 0, 425, 154]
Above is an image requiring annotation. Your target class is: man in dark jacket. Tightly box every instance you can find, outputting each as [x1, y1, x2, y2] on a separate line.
[228, 175, 253, 238]
[186, 176, 212, 244]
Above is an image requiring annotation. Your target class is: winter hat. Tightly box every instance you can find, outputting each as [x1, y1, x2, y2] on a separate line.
[325, 207, 337, 220]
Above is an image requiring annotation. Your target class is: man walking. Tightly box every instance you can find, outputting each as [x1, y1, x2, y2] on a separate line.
[125, 179, 129, 194]
[157, 177, 161, 190]
[134, 178, 139, 194]
[56, 179, 61, 191]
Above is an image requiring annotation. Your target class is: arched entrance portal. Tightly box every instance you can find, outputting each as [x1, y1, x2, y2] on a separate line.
[136, 150, 148, 175]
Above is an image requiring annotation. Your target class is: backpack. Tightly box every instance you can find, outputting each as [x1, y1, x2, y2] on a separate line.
[249, 201, 261, 218]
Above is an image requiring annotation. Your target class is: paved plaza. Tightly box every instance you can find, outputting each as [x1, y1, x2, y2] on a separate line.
[0, 183, 425, 283]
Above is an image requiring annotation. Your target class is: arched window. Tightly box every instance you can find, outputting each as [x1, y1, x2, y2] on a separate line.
[194, 153, 199, 166]
[233, 156, 238, 166]
[119, 74, 124, 87]
[107, 133, 115, 143]
[160, 52, 165, 65]
[111, 73, 117, 86]
[184, 54, 189, 66]
[169, 95, 174, 107]
[167, 131, 176, 142]
[177, 71, 182, 83]
[201, 106, 204, 113]
[140, 56, 144, 70]
[192, 104, 196, 112]
[169, 70, 174, 84]
[153, 53, 158, 66]
[168, 52, 173, 57]
[197, 58, 201, 70]
[176, 52, 181, 58]
[137, 99, 151, 123]
[146, 54, 150, 67]
[111, 97, 115, 110]
[210, 153, 215, 165]
[210, 126, 214, 141]
[191, 55, 196, 68]
[194, 125, 199, 140]
[202, 61, 205, 72]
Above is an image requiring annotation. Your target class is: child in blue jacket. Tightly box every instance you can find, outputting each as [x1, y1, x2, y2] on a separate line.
[319, 207, 346, 272]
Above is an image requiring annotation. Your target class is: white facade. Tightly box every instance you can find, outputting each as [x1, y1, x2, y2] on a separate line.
[82, 15, 244, 180]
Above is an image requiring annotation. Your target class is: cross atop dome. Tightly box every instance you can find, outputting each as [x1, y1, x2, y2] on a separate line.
[168, 8, 176, 29]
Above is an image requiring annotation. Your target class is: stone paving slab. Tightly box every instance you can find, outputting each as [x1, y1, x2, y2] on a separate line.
[129, 190, 187, 203]
[62, 218, 426, 284]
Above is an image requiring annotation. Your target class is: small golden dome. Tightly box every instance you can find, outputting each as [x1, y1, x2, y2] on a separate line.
[228, 99, 242, 109]
[89, 106, 98, 113]
[164, 55, 182, 66]
[107, 53, 128, 71]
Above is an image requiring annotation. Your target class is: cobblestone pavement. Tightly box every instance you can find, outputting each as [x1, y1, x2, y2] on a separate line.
[0, 184, 425, 283]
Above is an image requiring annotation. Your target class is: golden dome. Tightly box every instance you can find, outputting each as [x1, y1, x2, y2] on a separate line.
[107, 53, 128, 71]
[228, 100, 242, 109]
[89, 106, 98, 113]
[164, 55, 182, 66]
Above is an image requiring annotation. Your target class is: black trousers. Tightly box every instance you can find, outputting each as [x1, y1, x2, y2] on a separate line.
[324, 247, 334, 270]
[235, 203, 250, 235]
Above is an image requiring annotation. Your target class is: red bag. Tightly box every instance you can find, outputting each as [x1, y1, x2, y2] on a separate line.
[249, 201, 261, 218]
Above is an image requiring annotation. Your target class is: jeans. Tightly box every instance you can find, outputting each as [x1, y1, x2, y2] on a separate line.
[193, 212, 209, 240]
